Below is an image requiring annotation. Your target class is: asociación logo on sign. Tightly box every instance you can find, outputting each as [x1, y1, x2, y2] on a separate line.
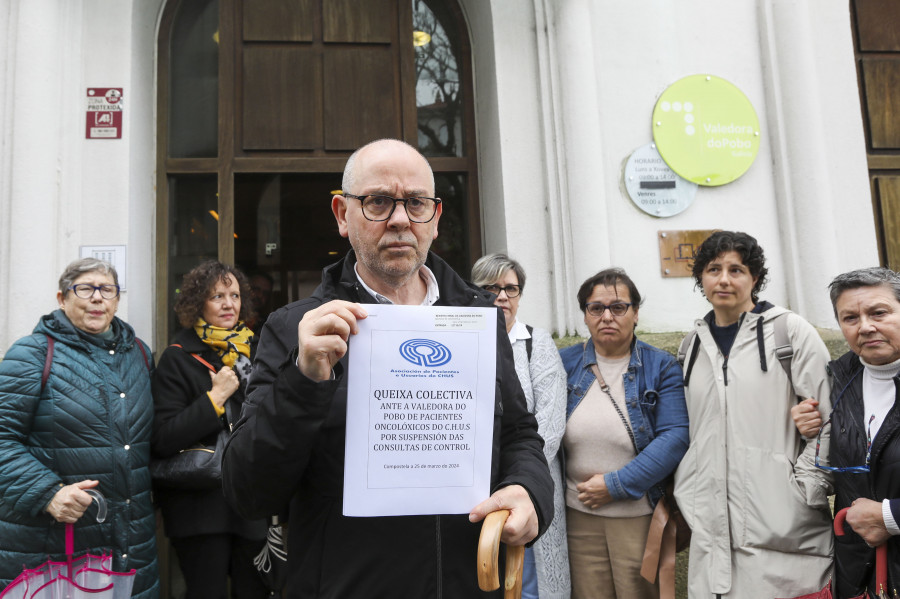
[399, 339, 452, 367]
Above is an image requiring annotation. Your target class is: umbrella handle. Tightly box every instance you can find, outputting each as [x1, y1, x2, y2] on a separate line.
[834, 507, 888, 595]
[84, 489, 107, 523]
[65, 490, 107, 559]
[834, 507, 849, 537]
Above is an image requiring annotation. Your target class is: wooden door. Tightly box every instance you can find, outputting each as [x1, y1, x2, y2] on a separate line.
[852, 0, 900, 268]
[158, 0, 480, 343]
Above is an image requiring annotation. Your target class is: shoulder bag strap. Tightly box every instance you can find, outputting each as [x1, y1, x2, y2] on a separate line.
[589, 361, 638, 454]
[171, 343, 233, 426]
[525, 325, 534, 362]
[41, 335, 55, 394]
[170, 343, 217, 373]
[135, 339, 151, 371]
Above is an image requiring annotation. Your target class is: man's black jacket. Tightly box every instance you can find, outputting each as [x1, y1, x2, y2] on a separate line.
[222, 251, 553, 598]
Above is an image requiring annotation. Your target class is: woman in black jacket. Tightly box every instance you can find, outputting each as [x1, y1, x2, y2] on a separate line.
[152, 260, 267, 599]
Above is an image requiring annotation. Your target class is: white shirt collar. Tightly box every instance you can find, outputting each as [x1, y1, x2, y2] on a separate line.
[507, 319, 530, 344]
[354, 263, 440, 306]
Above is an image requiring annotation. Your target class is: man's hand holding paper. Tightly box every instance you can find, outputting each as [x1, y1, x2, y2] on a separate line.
[297, 300, 368, 381]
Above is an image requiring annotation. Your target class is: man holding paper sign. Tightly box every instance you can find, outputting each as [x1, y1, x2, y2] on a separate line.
[223, 139, 553, 598]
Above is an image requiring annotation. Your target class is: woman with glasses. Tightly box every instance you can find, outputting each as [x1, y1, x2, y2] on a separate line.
[471, 253, 570, 599]
[673, 231, 833, 598]
[793, 267, 900, 598]
[151, 260, 268, 599]
[559, 268, 688, 599]
[0, 258, 159, 598]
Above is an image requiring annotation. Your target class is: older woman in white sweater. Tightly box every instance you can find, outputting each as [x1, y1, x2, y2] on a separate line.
[472, 253, 570, 599]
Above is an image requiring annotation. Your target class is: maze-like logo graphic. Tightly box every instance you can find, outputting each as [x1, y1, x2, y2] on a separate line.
[399, 338, 452, 367]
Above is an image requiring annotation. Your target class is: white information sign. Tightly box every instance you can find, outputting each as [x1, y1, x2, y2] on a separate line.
[344, 304, 497, 517]
[625, 143, 698, 217]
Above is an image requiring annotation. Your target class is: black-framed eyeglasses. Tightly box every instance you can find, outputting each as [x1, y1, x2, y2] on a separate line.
[483, 284, 521, 298]
[68, 284, 120, 300]
[585, 301, 632, 317]
[342, 193, 441, 223]
[814, 413, 873, 474]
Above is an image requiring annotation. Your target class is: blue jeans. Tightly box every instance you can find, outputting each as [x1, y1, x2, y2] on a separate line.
[522, 546, 538, 599]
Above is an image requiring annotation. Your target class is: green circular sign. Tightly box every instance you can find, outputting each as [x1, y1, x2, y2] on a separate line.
[652, 74, 760, 186]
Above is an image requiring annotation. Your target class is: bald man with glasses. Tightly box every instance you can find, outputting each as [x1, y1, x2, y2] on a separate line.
[222, 139, 553, 599]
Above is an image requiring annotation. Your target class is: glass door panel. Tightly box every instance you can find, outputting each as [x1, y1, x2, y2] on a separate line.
[431, 173, 469, 271]
[168, 0, 219, 158]
[166, 175, 219, 339]
[234, 173, 349, 315]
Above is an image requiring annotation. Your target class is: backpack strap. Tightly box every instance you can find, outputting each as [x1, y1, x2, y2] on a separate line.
[772, 316, 794, 388]
[41, 335, 55, 394]
[170, 343, 217, 373]
[677, 330, 701, 386]
[676, 330, 695, 366]
[525, 325, 534, 362]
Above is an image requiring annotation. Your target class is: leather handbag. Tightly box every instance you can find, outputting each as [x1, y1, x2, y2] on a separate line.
[641, 482, 689, 599]
[149, 346, 232, 490]
[149, 424, 228, 490]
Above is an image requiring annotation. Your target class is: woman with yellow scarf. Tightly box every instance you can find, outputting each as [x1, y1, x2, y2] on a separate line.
[151, 260, 268, 599]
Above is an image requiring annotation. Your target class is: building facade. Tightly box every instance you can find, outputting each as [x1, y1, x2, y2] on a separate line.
[0, 0, 888, 357]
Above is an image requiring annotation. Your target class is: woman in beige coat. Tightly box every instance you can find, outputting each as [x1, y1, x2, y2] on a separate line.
[673, 231, 833, 598]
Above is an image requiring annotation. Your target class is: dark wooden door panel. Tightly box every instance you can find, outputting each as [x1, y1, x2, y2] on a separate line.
[861, 58, 900, 149]
[876, 177, 900, 270]
[324, 0, 394, 43]
[242, 46, 321, 150]
[323, 47, 400, 149]
[855, 0, 900, 51]
[243, 0, 314, 41]
[853, 1, 900, 267]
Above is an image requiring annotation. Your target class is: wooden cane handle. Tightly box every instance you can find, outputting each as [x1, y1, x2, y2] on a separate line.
[477, 510, 509, 591]
[476, 509, 524, 598]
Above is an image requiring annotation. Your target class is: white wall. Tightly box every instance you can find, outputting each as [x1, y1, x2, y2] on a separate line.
[470, 0, 876, 336]
[0, 0, 163, 357]
[1, 0, 83, 357]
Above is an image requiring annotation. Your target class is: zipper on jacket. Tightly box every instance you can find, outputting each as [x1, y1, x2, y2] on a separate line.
[435, 515, 442, 598]
[721, 313, 748, 386]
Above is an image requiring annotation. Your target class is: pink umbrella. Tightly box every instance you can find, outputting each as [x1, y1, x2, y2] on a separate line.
[0, 490, 136, 599]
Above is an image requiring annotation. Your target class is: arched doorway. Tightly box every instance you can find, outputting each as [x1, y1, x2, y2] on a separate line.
[156, 0, 480, 343]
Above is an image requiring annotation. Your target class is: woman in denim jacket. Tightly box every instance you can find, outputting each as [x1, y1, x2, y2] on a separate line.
[559, 268, 689, 599]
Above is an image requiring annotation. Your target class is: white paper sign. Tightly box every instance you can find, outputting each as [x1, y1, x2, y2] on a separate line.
[343, 304, 497, 517]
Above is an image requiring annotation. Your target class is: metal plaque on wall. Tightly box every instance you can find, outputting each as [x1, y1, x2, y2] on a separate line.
[625, 143, 698, 217]
[658, 230, 718, 278]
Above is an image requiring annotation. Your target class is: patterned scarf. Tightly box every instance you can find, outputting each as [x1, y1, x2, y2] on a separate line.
[194, 318, 254, 368]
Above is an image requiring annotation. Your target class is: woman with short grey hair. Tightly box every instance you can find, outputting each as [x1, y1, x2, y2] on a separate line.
[472, 253, 570, 599]
[0, 257, 159, 598]
[793, 266, 900, 597]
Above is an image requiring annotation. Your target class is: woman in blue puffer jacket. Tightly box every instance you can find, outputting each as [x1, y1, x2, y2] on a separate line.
[0, 258, 159, 599]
